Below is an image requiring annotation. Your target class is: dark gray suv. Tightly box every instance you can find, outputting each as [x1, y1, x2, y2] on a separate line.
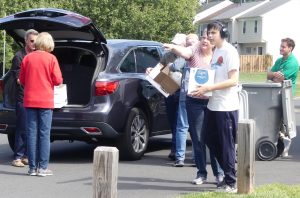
[0, 8, 171, 160]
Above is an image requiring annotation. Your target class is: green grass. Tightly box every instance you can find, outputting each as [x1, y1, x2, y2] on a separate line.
[179, 184, 300, 198]
[239, 72, 300, 97]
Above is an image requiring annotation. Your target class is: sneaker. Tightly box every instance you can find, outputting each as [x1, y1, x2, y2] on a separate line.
[37, 169, 53, 177]
[192, 176, 207, 185]
[21, 158, 29, 165]
[173, 160, 184, 167]
[215, 175, 224, 187]
[11, 159, 25, 167]
[224, 185, 237, 193]
[28, 169, 37, 176]
[217, 184, 237, 193]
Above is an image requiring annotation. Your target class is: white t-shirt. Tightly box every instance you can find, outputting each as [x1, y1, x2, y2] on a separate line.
[207, 40, 240, 111]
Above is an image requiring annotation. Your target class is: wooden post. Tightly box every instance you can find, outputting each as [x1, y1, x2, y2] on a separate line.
[237, 119, 255, 194]
[93, 146, 119, 198]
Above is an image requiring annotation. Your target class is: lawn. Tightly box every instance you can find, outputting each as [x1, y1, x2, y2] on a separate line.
[180, 184, 300, 198]
[239, 72, 300, 97]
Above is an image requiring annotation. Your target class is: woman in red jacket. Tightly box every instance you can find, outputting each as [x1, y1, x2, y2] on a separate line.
[19, 32, 63, 177]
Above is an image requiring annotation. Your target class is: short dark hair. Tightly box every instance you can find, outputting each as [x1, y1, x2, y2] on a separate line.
[207, 21, 228, 39]
[207, 21, 229, 39]
[281, 38, 295, 51]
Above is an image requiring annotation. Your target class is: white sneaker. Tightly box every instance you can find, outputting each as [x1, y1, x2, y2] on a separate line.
[216, 184, 237, 193]
[192, 177, 207, 185]
[224, 185, 237, 193]
[215, 175, 224, 187]
[37, 169, 53, 177]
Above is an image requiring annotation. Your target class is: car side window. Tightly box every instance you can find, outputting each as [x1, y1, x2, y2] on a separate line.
[135, 47, 160, 73]
[120, 50, 136, 73]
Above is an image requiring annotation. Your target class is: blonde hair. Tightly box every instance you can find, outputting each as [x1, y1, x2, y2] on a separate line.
[35, 32, 55, 52]
[186, 33, 199, 41]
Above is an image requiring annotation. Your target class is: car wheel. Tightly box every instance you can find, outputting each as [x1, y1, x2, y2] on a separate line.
[7, 133, 15, 152]
[118, 108, 149, 160]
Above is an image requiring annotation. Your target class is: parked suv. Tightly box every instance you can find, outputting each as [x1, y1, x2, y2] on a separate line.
[0, 8, 171, 160]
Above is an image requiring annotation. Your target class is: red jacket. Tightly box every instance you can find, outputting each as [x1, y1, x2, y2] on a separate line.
[19, 50, 63, 108]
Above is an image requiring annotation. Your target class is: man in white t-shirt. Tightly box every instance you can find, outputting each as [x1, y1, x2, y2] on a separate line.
[190, 21, 239, 193]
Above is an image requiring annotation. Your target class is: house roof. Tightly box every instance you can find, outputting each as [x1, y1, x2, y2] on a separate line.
[196, 4, 236, 24]
[193, 0, 233, 24]
[237, 0, 292, 19]
[210, 1, 267, 21]
[199, 1, 225, 11]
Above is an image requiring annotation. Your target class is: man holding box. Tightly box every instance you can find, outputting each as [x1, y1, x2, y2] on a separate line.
[164, 33, 224, 186]
[190, 21, 240, 193]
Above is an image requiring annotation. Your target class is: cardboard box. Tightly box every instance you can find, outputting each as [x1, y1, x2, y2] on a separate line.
[187, 68, 215, 96]
[147, 63, 180, 97]
[54, 84, 68, 108]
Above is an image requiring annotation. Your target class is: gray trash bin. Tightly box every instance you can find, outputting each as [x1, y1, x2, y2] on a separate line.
[242, 82, 284, 161]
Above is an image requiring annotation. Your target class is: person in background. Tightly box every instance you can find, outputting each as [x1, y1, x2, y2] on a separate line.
[10, 29, 38, 167]
[19, 32, 63, 176]
[191, 21, 240, 193]
[164, 31, 224, 186]
[164, 33, 187, 160]
[267, 37, 299, 157]
[267, 38, 299, 95]
[174, 33, 199, 167]
[146, 33, 186, 160]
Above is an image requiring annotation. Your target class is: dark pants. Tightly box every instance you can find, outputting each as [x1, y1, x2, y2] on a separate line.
[14, 101, 27, 160]
[203, 109, 238, 187]
[186, 97, 223, 178]
[165, 91, 179, 153]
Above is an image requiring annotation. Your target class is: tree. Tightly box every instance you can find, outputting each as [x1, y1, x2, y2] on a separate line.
[0, 0, 199, 70]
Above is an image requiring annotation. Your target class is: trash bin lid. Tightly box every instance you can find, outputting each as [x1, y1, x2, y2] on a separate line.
[241, 82, 282, 88]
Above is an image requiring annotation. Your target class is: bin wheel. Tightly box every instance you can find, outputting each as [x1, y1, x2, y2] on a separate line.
[257, 141, 277, 161]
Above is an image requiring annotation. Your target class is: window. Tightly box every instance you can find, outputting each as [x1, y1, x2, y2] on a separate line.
[120, 50, 136, 73]
[254, 20, 258, 33]
[243, 21, 246, 34]
[258, 47, 263, 55]
[246, 47, 251, 54]
[135, 47, 160, 73]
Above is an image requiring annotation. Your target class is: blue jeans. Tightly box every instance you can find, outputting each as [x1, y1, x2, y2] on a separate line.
[14, 102, 27, 160]
[165, 91, 179, 154]
[26, 108, 53, 170]
[186, 97, 223, 178]
[175, 92, 189, 161]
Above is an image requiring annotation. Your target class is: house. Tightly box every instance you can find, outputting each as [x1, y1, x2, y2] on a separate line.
[193, 0, 234, 25]
[236, 0, 300, 61]
[194, 0, 300, 63]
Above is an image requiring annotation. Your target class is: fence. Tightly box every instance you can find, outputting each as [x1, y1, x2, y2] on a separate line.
[240, 55, 273, 72]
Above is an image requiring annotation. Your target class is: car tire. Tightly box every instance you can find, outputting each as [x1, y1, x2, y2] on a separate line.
[7, 133, 15, 152]
[118, 108, 149, 160]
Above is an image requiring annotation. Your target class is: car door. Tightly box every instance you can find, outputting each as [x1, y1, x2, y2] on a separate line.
[0, 8, 106, 44]
[0, 8, 107, 109]
[134, 46, 170, 132]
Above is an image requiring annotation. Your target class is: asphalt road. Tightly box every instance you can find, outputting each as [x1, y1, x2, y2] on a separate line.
[0, 101, 300, 198]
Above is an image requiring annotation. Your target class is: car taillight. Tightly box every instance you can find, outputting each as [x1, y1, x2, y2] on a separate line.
[0, 79, 4, 93]
[95, 81, 119, 96]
